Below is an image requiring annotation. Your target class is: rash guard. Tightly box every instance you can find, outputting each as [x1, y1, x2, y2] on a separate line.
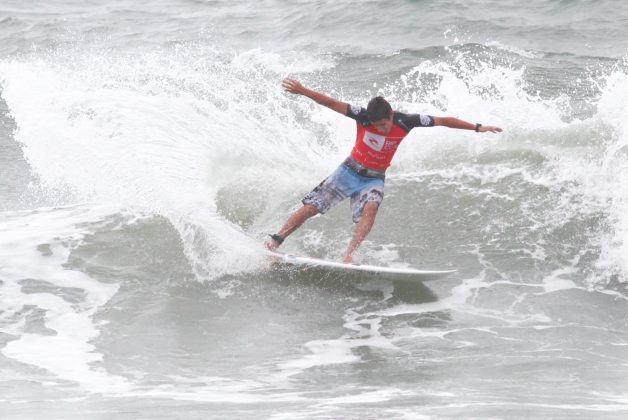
[345, 104, 434, 170]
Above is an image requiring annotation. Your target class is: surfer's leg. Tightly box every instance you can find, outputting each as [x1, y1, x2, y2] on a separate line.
[267, 164, 353, 251]
[343, 178, 384, 262]
[267, 165, 351, 250]
[265, 204, 319, 250]
[342, 201, 379, 263]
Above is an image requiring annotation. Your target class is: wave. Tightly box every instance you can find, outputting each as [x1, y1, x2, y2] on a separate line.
[1, 42, 627, 285]
[0, 45, 336, 279]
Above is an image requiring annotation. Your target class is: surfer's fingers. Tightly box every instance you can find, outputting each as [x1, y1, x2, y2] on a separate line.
[481, 125, 503, 133]
[281, 78, 301, 92]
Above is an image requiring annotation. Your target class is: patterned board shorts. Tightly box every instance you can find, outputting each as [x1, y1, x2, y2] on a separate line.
[302, 163, 385, 223]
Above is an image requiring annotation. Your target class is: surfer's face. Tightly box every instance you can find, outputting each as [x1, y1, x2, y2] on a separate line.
[371, 113, 393, 134]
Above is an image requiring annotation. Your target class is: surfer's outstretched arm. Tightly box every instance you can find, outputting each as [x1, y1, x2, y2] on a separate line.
[432, 116, 502, 133]
[282, 78, 348, 115]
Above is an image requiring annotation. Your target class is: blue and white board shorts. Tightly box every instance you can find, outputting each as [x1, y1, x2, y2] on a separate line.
[302, 163, 385, 223]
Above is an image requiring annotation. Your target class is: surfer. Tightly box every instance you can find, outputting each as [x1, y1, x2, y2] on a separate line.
[266, 78, 502, 263]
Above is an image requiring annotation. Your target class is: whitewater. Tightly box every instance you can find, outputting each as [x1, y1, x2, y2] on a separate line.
[1, 1, 628, 419]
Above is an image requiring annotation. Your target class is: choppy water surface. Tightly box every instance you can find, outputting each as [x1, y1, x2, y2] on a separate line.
[1, 1, 628, 419]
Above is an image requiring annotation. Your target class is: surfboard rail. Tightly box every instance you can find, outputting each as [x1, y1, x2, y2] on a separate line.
[266, 250, 456, 281]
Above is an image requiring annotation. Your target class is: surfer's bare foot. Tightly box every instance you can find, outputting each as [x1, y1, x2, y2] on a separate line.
[342, 254, 353, 264]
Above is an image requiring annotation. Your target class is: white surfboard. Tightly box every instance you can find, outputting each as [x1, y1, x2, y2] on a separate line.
[266, 250, 455, 281]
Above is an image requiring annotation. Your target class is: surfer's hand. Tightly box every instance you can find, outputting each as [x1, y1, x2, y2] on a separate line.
[265, 239, 280, 251]
[479, 125, 503, 133]
[282, 78, 305, 95]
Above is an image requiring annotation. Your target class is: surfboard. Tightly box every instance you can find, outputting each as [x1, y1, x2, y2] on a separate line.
[266, 250, 456, 281]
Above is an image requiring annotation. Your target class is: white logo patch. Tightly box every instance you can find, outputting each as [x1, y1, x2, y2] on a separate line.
[420, 114, 432, 126]
[362, 131, 386, 151]
[349, 104, 362, 116]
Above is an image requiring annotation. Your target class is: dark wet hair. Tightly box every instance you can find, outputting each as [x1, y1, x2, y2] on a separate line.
[366, 96, 392, 122]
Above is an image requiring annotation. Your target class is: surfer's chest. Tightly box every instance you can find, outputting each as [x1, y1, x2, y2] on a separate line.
[355, 124, 409, 153]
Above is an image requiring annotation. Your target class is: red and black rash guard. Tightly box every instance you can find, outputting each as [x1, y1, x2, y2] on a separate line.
[345, 104, 434, 170]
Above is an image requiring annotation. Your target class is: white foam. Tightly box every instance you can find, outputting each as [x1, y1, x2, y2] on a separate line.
[387, 58, 628, 285]
[0, 205, 131, 394]
[314, 388, 416, 405]
[593, 69, 628, 282]
[276, 306, 399, 379]
[485, 41, 541, 59]
[539, 267, 580, 293]
[130, 375, 303, 403]
[1, 47, 312, 279]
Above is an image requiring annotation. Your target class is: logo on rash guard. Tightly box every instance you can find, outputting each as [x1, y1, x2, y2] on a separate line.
[362, 131, 385, 151]
[349, 104, 362, 116]
[383, 140, 400, 151]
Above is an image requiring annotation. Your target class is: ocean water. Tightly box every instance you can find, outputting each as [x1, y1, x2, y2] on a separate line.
[1, 0, 628, 418]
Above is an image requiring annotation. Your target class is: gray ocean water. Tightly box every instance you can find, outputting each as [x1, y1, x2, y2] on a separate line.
[2, 1, 628, 419]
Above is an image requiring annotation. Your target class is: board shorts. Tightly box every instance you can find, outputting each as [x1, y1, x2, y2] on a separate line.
[302, 159, 385, 223]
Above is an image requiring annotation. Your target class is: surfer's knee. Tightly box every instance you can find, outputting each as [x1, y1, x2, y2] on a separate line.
[362, 201, 379, 217]
[302, 204, 320, 217]
[363, 200, 378, 210]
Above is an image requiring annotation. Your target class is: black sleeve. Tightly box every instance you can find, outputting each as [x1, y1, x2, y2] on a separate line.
[345, 104, 370, 124]
[395, 112, 435, 131]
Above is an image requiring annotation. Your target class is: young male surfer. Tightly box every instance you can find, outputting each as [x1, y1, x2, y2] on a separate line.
[266, 78, 502, 263]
